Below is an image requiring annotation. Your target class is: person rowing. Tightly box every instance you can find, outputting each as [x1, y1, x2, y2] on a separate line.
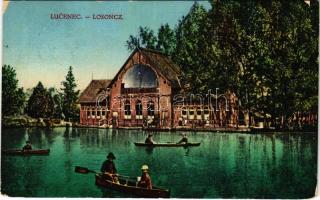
[137, 165, 152, 189]
[177, 133, 188, 144]
[100, 152, 119, 184]
[145, 133, 156, 144]
[22, 141, 32, 151]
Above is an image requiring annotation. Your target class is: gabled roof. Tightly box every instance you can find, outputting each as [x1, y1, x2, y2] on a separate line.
[79, 79, 111, 103]
[138, 48, 182, 88]
[110, 47, 183, 89]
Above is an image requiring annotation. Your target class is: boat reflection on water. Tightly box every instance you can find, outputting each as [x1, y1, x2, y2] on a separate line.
[145, 146, 154, 154]
[1, 128, 317, 198]
[184, 147, 190, 156]
[99, 187, 132, 198]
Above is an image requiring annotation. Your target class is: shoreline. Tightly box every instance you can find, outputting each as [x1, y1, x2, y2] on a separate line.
[2, 115, 317, 133]
[2, 124, 317, 134]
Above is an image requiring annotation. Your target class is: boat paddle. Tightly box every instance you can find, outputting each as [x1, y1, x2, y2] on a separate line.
[74, 166, 137, 180]
[74, 166, 97, 174]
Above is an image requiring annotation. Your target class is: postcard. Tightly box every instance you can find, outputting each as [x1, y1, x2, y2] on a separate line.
[1, 0, 318, 198]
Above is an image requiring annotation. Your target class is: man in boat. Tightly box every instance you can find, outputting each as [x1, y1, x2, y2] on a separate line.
[137, 165, 152, 189]
[145, 133, 156, 144]
[100, 152, 119, 183]
[177, 133, 188, 144]
[22, 141, 32, 151]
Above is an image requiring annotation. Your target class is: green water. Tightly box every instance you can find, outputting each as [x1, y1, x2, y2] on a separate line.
[1, 128, 317, 198]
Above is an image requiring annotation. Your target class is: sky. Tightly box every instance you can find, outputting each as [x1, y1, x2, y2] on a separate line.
[3, 1, 211, 91]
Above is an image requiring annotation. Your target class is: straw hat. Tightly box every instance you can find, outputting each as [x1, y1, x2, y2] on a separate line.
[141, 165, 149, 172]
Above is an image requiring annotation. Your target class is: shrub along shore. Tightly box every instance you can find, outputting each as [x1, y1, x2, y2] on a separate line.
[2, 115, 316, 133]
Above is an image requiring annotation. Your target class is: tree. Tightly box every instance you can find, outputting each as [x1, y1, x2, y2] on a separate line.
[126, 35, 140, 51]
[156, 24, 176, 55]
[125, 0, 318, 129]
[126, 27, 157, 51]
[48, 87, 64, 119]
[172, 2, 208, 93]
[126, 24, 176, 55]
[2, 65, 25, 116]
[25, 82, 54, 118]
[61, 66, 80, 121]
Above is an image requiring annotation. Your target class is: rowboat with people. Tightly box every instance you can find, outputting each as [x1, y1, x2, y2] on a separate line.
[95, 173, 170, 198]
[75, 166, 170, 198]
[134, 142, 201, 147]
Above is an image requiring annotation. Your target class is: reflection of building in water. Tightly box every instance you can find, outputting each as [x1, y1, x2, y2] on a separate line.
[79, 129, 126, 147]
[79, 47, 241, 129]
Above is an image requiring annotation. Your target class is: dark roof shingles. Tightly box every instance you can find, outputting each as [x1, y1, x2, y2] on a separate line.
[138, 48, 182, 89]
[79, 79, 111, 103]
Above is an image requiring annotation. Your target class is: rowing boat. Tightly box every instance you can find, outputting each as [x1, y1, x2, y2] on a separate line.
[2, 149, 50, 155]
[95, 174, 170, 198]
[134, 142, 201, 147]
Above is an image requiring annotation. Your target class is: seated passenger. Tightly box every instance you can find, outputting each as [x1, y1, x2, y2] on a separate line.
[137, 165, 152, 189]
[100, 152, 119, 183]
[177, 133, 188, 144]
[22, 141, 32, 151]
[145, 133, 156, 144]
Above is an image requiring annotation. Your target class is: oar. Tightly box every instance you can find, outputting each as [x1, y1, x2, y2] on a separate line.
[74, 166, 137, 180]
[75, 166, 97, 174]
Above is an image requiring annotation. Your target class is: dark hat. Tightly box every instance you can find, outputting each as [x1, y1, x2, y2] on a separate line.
[107, 152, 116, 159]
[26, 141, 30, 143]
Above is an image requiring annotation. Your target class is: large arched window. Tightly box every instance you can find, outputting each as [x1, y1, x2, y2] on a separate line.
[136, 100, 143, 119]
[147, 101, 155, 118]
[124, 100, 131, 119]
[122, 64, 158, 88]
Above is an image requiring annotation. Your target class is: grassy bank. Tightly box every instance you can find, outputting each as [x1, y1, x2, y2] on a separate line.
[2, 115, 69, 128]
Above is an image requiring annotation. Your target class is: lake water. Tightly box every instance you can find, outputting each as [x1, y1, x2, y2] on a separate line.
[1, 127, 317, 198]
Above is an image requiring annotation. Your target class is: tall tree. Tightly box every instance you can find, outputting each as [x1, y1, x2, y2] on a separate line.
[2, 65, 25, 116]
[61, 66, 80, 121]
[126, 27, 157, 51]
[48, 87, 64, 119]
[173, 2, 208, 93]
[156, 24, 176, 55]
[126, 0, 318, 128]
[126, 35, 140, 51]
[126, 24, 175, 55]
[25, 82, 54, 118]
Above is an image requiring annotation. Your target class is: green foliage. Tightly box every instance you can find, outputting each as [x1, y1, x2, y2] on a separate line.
[173, 2, 208, 93]
[156, 24, 176, 55]
[126, 24, 176, 54]
[61, 66, 80, 121]
[126, 27, 157, 51]
[126, 0, 318, 127]
[2, 65, 26, 116]
[126, 35, 140, 51]
[3, 66, 80, 121]
[25, 82, 54, 118]
[48, 87, 64, 119]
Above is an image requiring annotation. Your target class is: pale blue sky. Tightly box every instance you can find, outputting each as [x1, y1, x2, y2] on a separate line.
[3, 1, 211, 91]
